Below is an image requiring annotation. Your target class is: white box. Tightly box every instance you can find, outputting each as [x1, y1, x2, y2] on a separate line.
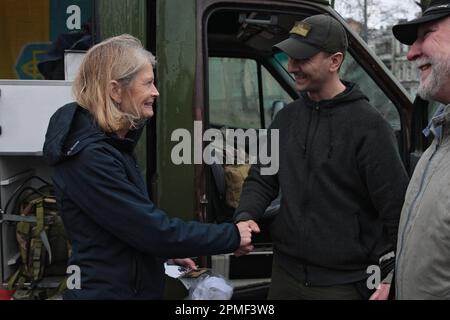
[0, 80, 72, 155]
[64, 50, 86, 81]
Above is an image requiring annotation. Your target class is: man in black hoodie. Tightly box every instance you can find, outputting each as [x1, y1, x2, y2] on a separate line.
[234, 14, 409, 300]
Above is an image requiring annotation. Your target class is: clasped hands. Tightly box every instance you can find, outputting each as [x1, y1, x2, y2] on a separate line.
[168, 220, 259, 270]
[234, 220, 260, 257]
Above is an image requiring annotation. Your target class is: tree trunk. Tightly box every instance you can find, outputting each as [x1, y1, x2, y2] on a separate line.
[363, 0, 368, 41]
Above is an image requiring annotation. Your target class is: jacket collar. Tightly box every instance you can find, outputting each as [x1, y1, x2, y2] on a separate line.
[423, 104, 450, 141]
[105, 127, 144, 154]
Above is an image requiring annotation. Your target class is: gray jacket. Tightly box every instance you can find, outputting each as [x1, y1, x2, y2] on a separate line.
[396, 104, 450, 300]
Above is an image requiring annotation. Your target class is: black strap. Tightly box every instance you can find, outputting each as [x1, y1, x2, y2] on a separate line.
[3, 176, 51, 215]
[210, 164, 225, 200]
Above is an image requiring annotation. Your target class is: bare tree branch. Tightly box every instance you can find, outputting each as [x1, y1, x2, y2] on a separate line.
[415, 0, 431, 12]
[335, 0, 420, 37]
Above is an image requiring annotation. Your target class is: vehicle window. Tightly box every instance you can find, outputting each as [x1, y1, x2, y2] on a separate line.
[0, 0, 94, 80]
[209, 57, 261, 129]
[274, 52, 290, 75]
[274, 52, 401, 130]
[340, 54, 401, 130]
[261, 66, 293, 128]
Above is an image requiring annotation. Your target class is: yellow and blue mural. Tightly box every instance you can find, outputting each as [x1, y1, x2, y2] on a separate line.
[0, 0, 92, 80]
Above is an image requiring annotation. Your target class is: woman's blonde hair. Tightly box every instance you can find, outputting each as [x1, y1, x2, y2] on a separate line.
[72, 34, 156, 132]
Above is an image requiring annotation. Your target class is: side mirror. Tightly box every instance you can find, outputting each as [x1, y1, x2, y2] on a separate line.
[271, 100, 286, 121]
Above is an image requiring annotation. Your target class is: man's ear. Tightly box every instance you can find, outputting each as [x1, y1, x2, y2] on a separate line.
[108, 80, 123, 104]
[329, 52, 344, 72]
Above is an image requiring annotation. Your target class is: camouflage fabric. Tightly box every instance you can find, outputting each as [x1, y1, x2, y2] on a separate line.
[223, 164, 250, 209]
[7, 185, 70, 300]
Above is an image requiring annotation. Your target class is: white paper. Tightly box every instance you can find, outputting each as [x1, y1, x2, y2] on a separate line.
[164, 263, 189, 279]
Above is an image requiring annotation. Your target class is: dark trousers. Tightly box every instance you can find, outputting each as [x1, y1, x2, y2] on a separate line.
[268, 260, 369, 300]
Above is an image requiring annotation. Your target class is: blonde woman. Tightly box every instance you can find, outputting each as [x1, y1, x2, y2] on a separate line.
[43, 34, 254, 299]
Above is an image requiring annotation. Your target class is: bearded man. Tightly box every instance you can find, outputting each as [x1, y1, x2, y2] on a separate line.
[392, 0, 450, 300]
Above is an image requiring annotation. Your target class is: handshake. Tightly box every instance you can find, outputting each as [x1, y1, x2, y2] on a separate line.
[234, 220, 260, 257]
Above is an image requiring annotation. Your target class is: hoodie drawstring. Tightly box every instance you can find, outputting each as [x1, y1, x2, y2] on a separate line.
[303, 107, 314, 158]
[327, 113, 334, 159]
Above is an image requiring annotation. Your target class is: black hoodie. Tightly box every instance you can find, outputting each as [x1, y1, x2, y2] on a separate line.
[235, 83, 409, 286]
[43, 103, 240, 299]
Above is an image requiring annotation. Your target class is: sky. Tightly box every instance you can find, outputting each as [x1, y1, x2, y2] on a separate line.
[333, 0, 422, 29]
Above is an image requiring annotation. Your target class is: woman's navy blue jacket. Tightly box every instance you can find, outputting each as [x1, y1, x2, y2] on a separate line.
[43, 103, 240, 299]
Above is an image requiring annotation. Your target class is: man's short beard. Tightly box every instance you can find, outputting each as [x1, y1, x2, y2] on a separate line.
[417, 54, 450, 101]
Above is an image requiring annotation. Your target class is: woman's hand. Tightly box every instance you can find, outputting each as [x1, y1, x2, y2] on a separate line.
[169, 258, 197, 270]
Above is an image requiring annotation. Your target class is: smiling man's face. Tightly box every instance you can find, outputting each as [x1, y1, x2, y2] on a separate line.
[407, 16, 450, 103]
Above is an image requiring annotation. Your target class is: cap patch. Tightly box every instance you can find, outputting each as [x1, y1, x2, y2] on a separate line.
[290, 22, 311, 37]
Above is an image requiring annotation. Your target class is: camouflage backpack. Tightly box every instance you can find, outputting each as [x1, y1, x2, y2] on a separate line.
[3, 177, 71, 300]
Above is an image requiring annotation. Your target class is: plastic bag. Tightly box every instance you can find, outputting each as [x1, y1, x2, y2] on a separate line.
[187, 273, 233, 300]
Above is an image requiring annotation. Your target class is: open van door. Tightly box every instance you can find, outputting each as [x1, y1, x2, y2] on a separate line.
[194, 0, 415, 299]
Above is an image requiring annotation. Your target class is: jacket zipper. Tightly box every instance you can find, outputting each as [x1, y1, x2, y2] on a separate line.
[132, 255, 139, 295]
[302, 105, 321, 286]
[304, 265, 310, 287]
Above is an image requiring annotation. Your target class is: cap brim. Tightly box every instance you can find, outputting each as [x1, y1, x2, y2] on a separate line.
[273, 37, 321, 60]
[393, 12, 450, 45]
